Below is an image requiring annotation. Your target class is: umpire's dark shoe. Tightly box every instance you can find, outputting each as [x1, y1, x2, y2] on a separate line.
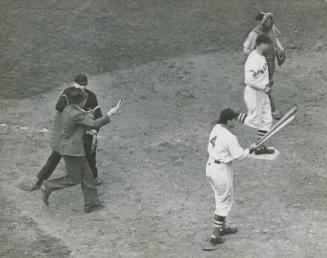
[29, 183, 41, 191]
[84, 203, 105, 213]
[30, 180, 42, 191]
[209, 227, 224, 245]
[41, 185, 50, 206]
[255, 145, 275, 155]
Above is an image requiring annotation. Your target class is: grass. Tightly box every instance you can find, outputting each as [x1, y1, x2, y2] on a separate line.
[0, 0, 325, 98]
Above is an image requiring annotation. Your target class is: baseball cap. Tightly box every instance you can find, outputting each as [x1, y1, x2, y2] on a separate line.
[218, 108, 238, 124]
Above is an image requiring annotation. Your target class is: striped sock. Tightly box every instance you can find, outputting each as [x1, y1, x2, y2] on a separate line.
[257, 129, 268, 141]
[237, 113, 247, 124]
[214, 215, 225, 231]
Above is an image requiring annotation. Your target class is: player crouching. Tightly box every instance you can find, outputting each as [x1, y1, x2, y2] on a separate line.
[206, 108, 257, 245]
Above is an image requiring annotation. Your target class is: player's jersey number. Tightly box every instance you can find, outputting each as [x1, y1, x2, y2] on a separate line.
[210, 136, 217, 148]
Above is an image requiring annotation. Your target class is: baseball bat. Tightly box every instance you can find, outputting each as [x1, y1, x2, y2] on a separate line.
[257, 106, 297, 144]
[257, 115, 296, 146]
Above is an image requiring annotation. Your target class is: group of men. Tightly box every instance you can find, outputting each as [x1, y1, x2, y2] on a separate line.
[30, 74, 121, 213]
[206, 11, 286, 245]
[28, 10, 285, 243]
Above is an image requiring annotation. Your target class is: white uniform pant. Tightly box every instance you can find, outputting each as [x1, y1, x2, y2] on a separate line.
[244, 85, 272, 131]
[206, 159, 233, 217]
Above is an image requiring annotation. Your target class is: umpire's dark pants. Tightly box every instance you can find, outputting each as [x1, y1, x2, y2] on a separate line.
[84, 134, 98, 179]
[37, 146, 98, 185]
[45, 156, 99, 207]
[36, 150, 61, 185]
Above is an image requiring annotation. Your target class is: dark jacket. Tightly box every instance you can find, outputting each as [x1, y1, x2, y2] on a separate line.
[55, 87, 102, 118]
[60, 105, 110, 156]
[51, 87, 103, 152]
[84, 89, 102, 119]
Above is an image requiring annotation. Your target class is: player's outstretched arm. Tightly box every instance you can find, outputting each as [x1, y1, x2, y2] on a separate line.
[107, 98, 122, 117]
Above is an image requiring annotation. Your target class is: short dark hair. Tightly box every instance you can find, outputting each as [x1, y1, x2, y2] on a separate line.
[218, 108, 237, 124]
[256, 34, 271, 46]
[74, 74, 88, 86]
[68, 88, 85, 105]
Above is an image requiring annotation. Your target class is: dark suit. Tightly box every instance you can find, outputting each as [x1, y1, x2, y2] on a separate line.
[35, 87, 102, 186]
[45, 104, 110, 208]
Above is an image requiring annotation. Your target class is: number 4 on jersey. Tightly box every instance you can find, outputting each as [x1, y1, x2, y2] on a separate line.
[210, 136, 217, 147]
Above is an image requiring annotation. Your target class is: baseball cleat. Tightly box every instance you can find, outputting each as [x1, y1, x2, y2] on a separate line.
[221, 225, 238, 235]
[255, 145, 275, 155]
[209, 227, 224, 245]
[209, 234, 224, 245]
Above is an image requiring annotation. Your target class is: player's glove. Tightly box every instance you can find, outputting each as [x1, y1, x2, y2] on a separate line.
[276, 50, 286, 66]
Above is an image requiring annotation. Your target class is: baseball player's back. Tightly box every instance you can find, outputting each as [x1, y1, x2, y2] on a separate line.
[208, 124, 244, 163]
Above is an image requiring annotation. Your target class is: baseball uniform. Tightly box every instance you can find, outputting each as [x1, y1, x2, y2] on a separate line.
[243, 12, 285, 117]
[238, 49, 273, 140]
[206, 124, 250, 217]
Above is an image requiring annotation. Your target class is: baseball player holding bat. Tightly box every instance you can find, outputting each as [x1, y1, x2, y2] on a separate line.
[243, 11, 286, 120]
[238, 34, 275, 155]
[206, 108, 257, 245]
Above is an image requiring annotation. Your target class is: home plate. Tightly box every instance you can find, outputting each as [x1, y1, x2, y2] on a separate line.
[249, 147, 280, 160]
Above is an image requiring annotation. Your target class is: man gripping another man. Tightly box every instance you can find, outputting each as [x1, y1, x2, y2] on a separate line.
[41, 87, 122, 213]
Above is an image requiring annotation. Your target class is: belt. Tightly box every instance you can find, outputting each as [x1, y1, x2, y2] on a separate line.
[214, 160, 222, 164]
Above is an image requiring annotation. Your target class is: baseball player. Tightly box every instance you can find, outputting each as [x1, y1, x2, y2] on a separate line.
[206, 108, 257, 244]
[243, 11, 286, 120]
[238, 34, 275, 155]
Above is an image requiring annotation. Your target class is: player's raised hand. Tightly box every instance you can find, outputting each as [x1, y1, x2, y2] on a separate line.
[107, 98, 122, 117]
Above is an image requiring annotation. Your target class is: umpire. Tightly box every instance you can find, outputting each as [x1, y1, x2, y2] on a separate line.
[73, 74, 103, 184]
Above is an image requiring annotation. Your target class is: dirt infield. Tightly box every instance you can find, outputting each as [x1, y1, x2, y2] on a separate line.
[1, 1, 327, 257]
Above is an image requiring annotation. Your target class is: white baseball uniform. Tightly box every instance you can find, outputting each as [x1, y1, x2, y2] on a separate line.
[206, 124, 250, 217]
[242, 50, 272, 131]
